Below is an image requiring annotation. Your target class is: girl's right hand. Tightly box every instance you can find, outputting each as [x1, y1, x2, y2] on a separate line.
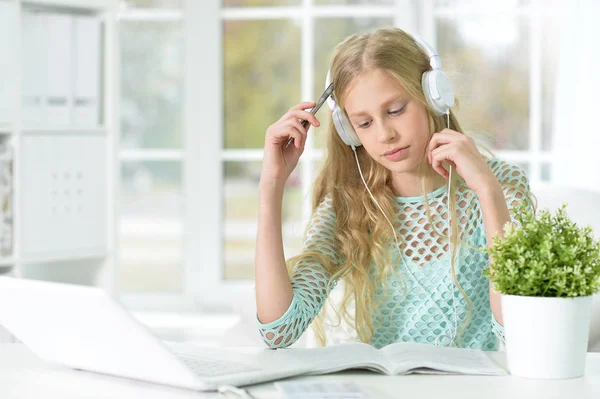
[260, 102, 320, 187]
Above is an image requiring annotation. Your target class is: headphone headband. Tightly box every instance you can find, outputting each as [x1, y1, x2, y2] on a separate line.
[409, 33, 443, 70]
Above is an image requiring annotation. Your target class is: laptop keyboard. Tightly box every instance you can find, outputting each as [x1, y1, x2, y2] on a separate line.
[171, 347, 261, 377]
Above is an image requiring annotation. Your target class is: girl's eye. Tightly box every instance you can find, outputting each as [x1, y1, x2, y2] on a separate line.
[389, 105, 407, 115]
[357, 104, 407, 128]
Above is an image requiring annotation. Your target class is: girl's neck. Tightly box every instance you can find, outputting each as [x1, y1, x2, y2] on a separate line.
[390, 164, 447, 198]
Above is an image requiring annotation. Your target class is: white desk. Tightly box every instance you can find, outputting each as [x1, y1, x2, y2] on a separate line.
[1, 344, 600, 399]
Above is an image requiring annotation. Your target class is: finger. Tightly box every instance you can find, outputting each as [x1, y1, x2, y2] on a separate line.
[428, 139, 451, 164]
[278, 102, 316, 123]
[428, 140, 448, 164]
[286, 120, 308, 148]
[430, 147, 452, 178]
[428, 131, 456, 150]
[428, 131, 464, 163]
[285, 110, 321, 128]
[282, 128, 304, 149]
[272, 119, 307, 140]
[270, 123, 303, 148]
[287, 119, 308, 141]
[427, 136, 446, 162]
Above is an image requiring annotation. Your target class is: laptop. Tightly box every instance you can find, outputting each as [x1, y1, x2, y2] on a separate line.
[0, 276, 310, 391]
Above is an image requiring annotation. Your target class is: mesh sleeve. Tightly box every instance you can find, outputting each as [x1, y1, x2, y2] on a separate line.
[257, 195, 339, 348]
[486, 159, 532, 345]
[487, 158, 533, 227]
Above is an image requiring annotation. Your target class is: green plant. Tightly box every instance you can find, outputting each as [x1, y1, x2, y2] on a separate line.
[482, 204, 600, 297]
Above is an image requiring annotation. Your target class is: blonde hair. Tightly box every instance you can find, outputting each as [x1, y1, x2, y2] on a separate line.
[286, 27, 534, 347]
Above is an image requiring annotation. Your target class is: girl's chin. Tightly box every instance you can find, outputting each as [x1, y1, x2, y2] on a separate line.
[385, 158, 421, 173]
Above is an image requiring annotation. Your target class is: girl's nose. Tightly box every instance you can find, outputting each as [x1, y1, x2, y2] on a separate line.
[377, 124, 397, 143]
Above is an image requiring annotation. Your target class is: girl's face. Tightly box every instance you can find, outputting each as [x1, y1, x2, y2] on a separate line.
[343, 69, 431, 175]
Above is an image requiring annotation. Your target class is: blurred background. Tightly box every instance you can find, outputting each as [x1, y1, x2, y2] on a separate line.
[1, 0, 599, 346]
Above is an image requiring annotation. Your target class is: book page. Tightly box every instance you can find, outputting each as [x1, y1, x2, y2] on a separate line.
[264, 342, 394, 375]
[381, 342, 507, 376]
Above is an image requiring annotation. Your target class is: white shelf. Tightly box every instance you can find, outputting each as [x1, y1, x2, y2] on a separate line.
[1, 251, 109, 266]
[21, 0, 110, 11]
[0, 0, 114, 345]
[21, 127, 107, 135]
[21, 251, 108, 264]
[0, 258, 14, 267]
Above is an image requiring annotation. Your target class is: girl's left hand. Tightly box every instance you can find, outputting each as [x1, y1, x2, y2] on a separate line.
[427, 129, 497, 195]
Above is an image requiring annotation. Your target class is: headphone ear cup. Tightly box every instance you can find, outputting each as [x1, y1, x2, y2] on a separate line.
[332, 106, 362, 149]
[422, 70, 455, 116]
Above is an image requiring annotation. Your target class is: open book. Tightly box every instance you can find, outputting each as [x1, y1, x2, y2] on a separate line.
[261, 341, 507, 376]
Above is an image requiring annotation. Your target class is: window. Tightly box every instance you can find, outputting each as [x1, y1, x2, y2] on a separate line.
[117, 0, 563, 310]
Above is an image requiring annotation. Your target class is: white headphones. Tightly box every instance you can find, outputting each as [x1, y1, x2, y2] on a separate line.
[325, 32, 455, 149]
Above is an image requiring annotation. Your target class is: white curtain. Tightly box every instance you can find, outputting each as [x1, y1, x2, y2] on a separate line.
[553, 0, 600, 191]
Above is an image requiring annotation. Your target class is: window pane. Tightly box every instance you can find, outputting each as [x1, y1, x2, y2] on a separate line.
[437, 17, 530, 150]
[224, 161, 304, 280]
[122, 0, 182, 8]
[223, 0, 299, 6]
[120, 22, 183, 149]
[119, 161, 183, 292]
[541, 14, 560, 152]
[541, 162, 551, 182]
[313, 17, 394, 148]
[224, 20, 300, 149]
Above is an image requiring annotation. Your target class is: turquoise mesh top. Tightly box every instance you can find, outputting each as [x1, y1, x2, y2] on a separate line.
[257, 158, 531, 350]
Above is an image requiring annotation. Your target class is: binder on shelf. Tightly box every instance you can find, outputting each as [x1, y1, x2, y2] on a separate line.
[21, 10, 48, 127]
[73, 16, 101, 127]
[45, 12, 72, 127]
[22, 11, 103, 128]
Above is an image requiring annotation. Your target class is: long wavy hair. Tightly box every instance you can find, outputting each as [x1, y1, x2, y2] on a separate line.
[286, 27, 535, 347]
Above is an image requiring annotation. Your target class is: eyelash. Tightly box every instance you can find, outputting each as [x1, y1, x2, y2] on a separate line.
[358, 105, 407, 129]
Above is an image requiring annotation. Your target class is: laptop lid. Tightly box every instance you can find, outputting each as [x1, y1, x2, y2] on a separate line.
[0, 276, 207, 390]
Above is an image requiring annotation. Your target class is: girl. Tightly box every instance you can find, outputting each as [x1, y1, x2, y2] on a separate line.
[254, 27, 534, 350]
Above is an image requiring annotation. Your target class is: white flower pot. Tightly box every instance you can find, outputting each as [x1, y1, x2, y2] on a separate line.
[501, 294, 592, 379]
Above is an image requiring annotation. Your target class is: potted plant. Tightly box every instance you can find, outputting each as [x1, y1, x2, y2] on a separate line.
[483, 204, 600, 379]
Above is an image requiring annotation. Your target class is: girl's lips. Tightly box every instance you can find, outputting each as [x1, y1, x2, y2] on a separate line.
[384, 146, 408, 161]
